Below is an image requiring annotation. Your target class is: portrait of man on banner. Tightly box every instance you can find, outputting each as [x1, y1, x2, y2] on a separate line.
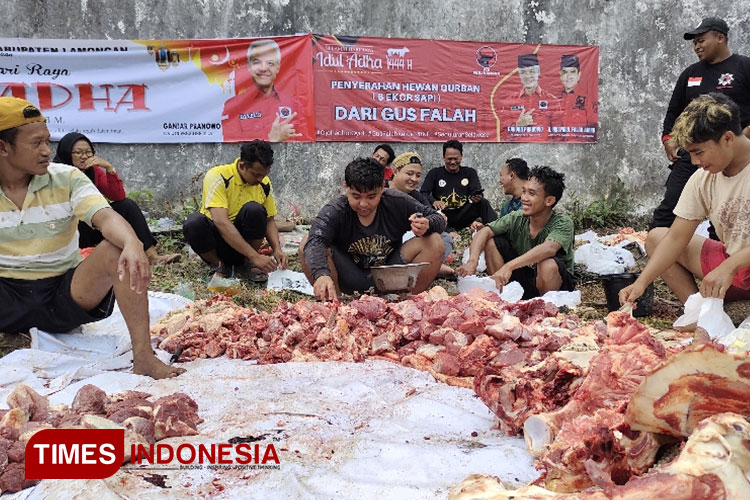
[221, 38, 307, 143]
[549, 53, 598, 141]
[497, 53, 562, 142]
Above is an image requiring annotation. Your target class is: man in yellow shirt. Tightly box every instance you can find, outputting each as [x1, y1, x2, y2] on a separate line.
[183, 140, 287, 282]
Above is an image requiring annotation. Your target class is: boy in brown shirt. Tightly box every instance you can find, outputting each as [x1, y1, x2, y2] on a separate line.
[620, 93, 750, 307]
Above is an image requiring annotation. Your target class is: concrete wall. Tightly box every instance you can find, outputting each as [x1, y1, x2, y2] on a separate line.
[5, 0, 749, 220]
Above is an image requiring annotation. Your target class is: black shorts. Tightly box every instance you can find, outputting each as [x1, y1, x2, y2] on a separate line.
[0, 267, 115, 334]
[493, 234, 576, 300]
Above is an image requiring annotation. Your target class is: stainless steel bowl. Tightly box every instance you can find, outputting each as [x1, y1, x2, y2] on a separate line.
[369, 262, 429, 293]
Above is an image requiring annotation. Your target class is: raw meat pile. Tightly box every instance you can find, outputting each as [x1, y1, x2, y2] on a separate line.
[0, 384, 202, 494]
[151, 288, 584, 389]
[448, 412, 750, 499]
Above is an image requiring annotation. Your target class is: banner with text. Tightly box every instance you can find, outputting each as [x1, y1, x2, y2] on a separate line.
[313, 35, 599, 143]
[0, 35, 314, 143]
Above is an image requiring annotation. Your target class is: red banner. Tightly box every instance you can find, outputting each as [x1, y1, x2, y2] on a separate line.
[313, 35, 598, 143]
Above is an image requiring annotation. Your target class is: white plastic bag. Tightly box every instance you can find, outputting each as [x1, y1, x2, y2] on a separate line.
[540, 290, 581, 308]
[461, 247, 486, 273]
[456, 276, 524, 303]
[574, 241, 635, 275]
[267, 270, 315, 296]
[673, 292, 735, 340]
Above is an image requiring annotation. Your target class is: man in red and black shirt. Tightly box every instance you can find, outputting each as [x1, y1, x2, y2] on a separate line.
[222, 39, 302, 143]
[651, 17, 750, 230]
[553, 54, 597, 141]
[501, 54, 561, 142]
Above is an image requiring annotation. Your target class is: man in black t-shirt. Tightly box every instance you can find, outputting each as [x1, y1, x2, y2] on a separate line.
[651, 17, 750, 230]
[420, 139, 497, 230]
[300, 158, 446, 300]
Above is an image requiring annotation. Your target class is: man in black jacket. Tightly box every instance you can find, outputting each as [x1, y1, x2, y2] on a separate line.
[300, 157, 445, 300]
[651, 17, 750, 230]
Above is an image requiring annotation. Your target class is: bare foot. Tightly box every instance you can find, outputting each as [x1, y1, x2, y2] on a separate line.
[438, 264, 456, 277]
[133, 354, 185, 379]
[150, 253, 182, 265]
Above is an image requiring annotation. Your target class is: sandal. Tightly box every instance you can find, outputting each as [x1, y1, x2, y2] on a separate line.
[242, 266, 269, 283]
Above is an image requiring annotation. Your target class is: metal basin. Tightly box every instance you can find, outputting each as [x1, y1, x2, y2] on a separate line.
[370, 262, 429, 293]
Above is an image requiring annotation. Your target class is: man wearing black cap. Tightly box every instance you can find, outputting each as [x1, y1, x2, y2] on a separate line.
[502, 53, 560, 141]
[555, 54, 597, 141]
[651, 17, 750, 231]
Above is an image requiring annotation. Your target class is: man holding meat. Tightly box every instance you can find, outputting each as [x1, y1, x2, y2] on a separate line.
[0, 97, 183, 379]
[300, 157, 446, 300]
[458, 166, 575, 299]
[183, 139, 288, 283]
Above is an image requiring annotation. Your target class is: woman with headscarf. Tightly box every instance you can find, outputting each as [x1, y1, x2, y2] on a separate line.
[54, 132, 180, 265]
[390, 152, 456, 278]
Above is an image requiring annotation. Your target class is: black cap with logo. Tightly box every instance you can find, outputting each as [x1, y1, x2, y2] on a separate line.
[683, 17, 729, 40]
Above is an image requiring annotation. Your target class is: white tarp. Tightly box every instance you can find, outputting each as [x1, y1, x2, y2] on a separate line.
[1, 293, 537, 499]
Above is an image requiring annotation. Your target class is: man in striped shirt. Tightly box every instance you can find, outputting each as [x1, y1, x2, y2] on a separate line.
[0, 97, 184, 379]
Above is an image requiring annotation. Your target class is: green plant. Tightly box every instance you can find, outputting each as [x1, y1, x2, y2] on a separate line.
[127, 189, 154, 207]
[565, 179, 636, 231]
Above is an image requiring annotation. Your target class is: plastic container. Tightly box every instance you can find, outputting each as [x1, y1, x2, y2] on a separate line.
[601, 273, 653, 317]
[173, 281, 196, 300]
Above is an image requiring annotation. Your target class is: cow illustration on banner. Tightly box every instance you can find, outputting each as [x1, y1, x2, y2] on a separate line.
[312, 34, 598, 143]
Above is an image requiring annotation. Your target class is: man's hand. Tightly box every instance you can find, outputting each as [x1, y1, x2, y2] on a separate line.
[470, 193, 483, 203]
[118, 242, 151, 294]
[700, 265, 735, 299]
[313, 275, 337, 301]
[457, 259, 478, 277]
[273, 249, 289, 270]
[470, 220, 484, 233]
[409, 213, 429, 237]
[516, 109, 536, 127]
[619, 282, 646, 307]
[663, 139, 680, 162]
[433, 200, 446, 210]
[249, 253, 278, 274]
[268, 112, 303, 142]
[490, 265, 513, 290]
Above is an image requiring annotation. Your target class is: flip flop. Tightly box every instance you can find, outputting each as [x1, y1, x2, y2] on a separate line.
[245, 267, 269, 283]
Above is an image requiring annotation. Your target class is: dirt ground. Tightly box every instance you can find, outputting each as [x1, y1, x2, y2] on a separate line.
[0, 229, 688, 358]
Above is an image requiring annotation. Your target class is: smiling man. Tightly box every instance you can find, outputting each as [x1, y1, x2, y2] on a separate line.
[458, 166, 575, 299]
[621, 93, 750, 308]
[651, 17, 750, 232]
[420, 139, 496, 230]
[300, 157, 445, 300]
[0, 97, 183, 379]
[222, 39, 302, 143]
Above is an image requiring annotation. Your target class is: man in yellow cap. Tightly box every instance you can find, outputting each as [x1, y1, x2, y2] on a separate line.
[0, 97, 184, 379]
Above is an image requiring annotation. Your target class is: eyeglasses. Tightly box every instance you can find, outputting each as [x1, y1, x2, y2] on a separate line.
[71, 150, 94, 158]
[409, 156, 421, 164]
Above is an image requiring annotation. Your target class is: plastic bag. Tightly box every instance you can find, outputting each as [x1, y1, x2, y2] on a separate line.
[719, 328, 750, 352]
[574, 241, 635, 275]
[267, 270, 315, 296]
[461, 247, 486, 273]
[540, 290, 581, 308]
[673, 292, 735, 340]
[207, 272, 241, 296]
[456, 276, 524, 303]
